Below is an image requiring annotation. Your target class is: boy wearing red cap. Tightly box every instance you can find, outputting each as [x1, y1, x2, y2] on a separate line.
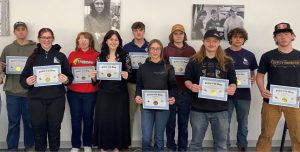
[256, 23, 300, 151]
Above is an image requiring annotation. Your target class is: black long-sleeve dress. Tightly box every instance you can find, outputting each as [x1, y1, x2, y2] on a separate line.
[93, 50, 132, 150]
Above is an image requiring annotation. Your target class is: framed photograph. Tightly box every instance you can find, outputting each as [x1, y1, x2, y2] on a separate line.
[6, 56, 28, 74]
[270, 84, 300, 108]
[169, 57, 190, 75]
[84, 0, 121, 51]
[198, 77, 229, 101]
[191, 4, 245, 40]
[33, 65, 61, 87]
[129, 52, 148, 69]
[142, 90, 169, 110]
[96, 62, 122, 80]
[72, 66, 94, 83]
[235, 69, 251, 88]
[0, 0, 9, 36]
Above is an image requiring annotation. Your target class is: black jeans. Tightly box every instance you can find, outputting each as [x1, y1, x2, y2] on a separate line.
[28, 96, 66, 152]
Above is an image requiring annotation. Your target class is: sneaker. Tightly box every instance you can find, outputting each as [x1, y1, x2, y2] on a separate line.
[25, 147, 35, 152]
[71, 148, 80, 152]
[237, 145, 247, 152]
[84, 146, 92, 152]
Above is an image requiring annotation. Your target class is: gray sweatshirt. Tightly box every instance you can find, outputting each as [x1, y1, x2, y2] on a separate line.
[0, 40, 36, 97]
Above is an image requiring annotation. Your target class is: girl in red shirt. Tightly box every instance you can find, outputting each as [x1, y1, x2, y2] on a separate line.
[67, 32, 99, 152]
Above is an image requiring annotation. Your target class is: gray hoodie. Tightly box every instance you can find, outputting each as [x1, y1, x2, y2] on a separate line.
[0, 40, 36, 97]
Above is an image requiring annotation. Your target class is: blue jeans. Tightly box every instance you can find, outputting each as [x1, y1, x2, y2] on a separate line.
[166, 91, 191, 151]
[227, 99, 250, 147]
[141, 109, 170, 152]
[67, 91, 96, 148]
[6, 95, 34, 150]
[189, 110, 228, 152]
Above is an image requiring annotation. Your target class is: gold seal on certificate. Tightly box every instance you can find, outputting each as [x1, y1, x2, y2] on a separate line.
[169, 57, 189, 75]
[6, 56, 28, 74]
[72, 66, 94, 83]
[142, 90, 169, 110]
[198, 77, 229, 101]
[235, 69, 251, 88]
[129, 52, 148, 69]
[33, 65, 62, 87]
[270, 84, 300, 108]
[96, 62, 122, 80]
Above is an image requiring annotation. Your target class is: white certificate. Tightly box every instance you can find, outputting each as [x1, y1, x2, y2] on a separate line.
[96, 62, 122, 80]
[72, 66, 94, 83]
[142, 90, 169, 110]
[270, 85, 300, 108]
[169, 57, 190, 75]
[33, 65, 61, 87]
[129, 52, 148, 69]
[6, 56, 28, 74]
[235, 69, 251, 88]
[198, 77, 229, 101]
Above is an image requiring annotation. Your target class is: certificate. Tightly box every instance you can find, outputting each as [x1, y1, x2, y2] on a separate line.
[169, 57, 190, 75]
[198, 77, 229, 101]
[96, 62, 122, 80]
[270, 85, 300, 108]
[142, 90, 169, 110]
[6, 56, 28, 74]
[235, 69, 251, 88]
[33, 65, 61, 87]
[72, 66, 94, 83]
[129, 52, 148, 69]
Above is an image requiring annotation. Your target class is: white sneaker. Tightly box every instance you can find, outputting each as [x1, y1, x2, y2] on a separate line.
[70, 148, 80, 152]
[84, 146, 92, 152]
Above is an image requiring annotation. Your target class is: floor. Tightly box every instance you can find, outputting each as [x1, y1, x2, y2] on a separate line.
[0, 147, 292, 152]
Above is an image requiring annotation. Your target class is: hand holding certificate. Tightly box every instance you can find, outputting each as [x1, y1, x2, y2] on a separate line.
[6, 56, 28, 74]
[33, 65, 62, 87]
[169, 57, 189, 75]
[270, 84, 300, 108]
[198, 77, 229, 101]
[235, 69, 251, 88]
[142, 90, 169, 110]
[96, 62, 122, 80]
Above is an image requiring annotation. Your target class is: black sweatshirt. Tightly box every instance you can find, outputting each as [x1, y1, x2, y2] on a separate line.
[136, 58, 177, 98]
[20, 44, 73, 99]
[184, 57, 237, 112]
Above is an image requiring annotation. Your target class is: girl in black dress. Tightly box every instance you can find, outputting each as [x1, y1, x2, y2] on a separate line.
[92, 30, 132, 152]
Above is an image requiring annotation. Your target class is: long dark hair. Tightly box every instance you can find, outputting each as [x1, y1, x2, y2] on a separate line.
[90, 0, 110, 18]
[99, 30, 123, 61]
[29, 28, 54, 66]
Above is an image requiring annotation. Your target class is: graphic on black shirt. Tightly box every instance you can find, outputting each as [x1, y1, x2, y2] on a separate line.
[270, 59, 300, 68]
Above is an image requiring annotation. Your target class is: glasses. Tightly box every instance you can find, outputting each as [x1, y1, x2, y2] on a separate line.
[149, 47, 161, 51]
[40, 36, 53, 40]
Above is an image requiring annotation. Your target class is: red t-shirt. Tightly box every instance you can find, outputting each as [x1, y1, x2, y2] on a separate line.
[67, 49, 99, 93]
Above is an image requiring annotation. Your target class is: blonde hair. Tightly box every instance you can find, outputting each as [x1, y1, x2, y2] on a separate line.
[192, 45, 232, 71]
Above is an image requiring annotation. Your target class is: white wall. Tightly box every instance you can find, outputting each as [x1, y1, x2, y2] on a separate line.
[1, 0, 299, 148]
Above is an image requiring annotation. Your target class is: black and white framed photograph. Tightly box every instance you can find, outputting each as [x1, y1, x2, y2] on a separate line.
[191, 4, 244, 40]
[0, 0, 9, 36]
[84, 0, 121, 50]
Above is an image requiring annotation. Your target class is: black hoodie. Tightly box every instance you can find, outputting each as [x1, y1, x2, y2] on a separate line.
[20, 44, 73, 99]
[136, 58, 177, 98]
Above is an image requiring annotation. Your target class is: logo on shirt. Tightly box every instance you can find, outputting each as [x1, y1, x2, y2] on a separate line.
[271, 59, 300, 68]
[243, 58, 249, 65]
[73, 58, 94, 65]
[54, 57, 60, 63]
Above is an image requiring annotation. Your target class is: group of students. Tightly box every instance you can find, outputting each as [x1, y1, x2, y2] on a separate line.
[0, 20, 300, 152]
